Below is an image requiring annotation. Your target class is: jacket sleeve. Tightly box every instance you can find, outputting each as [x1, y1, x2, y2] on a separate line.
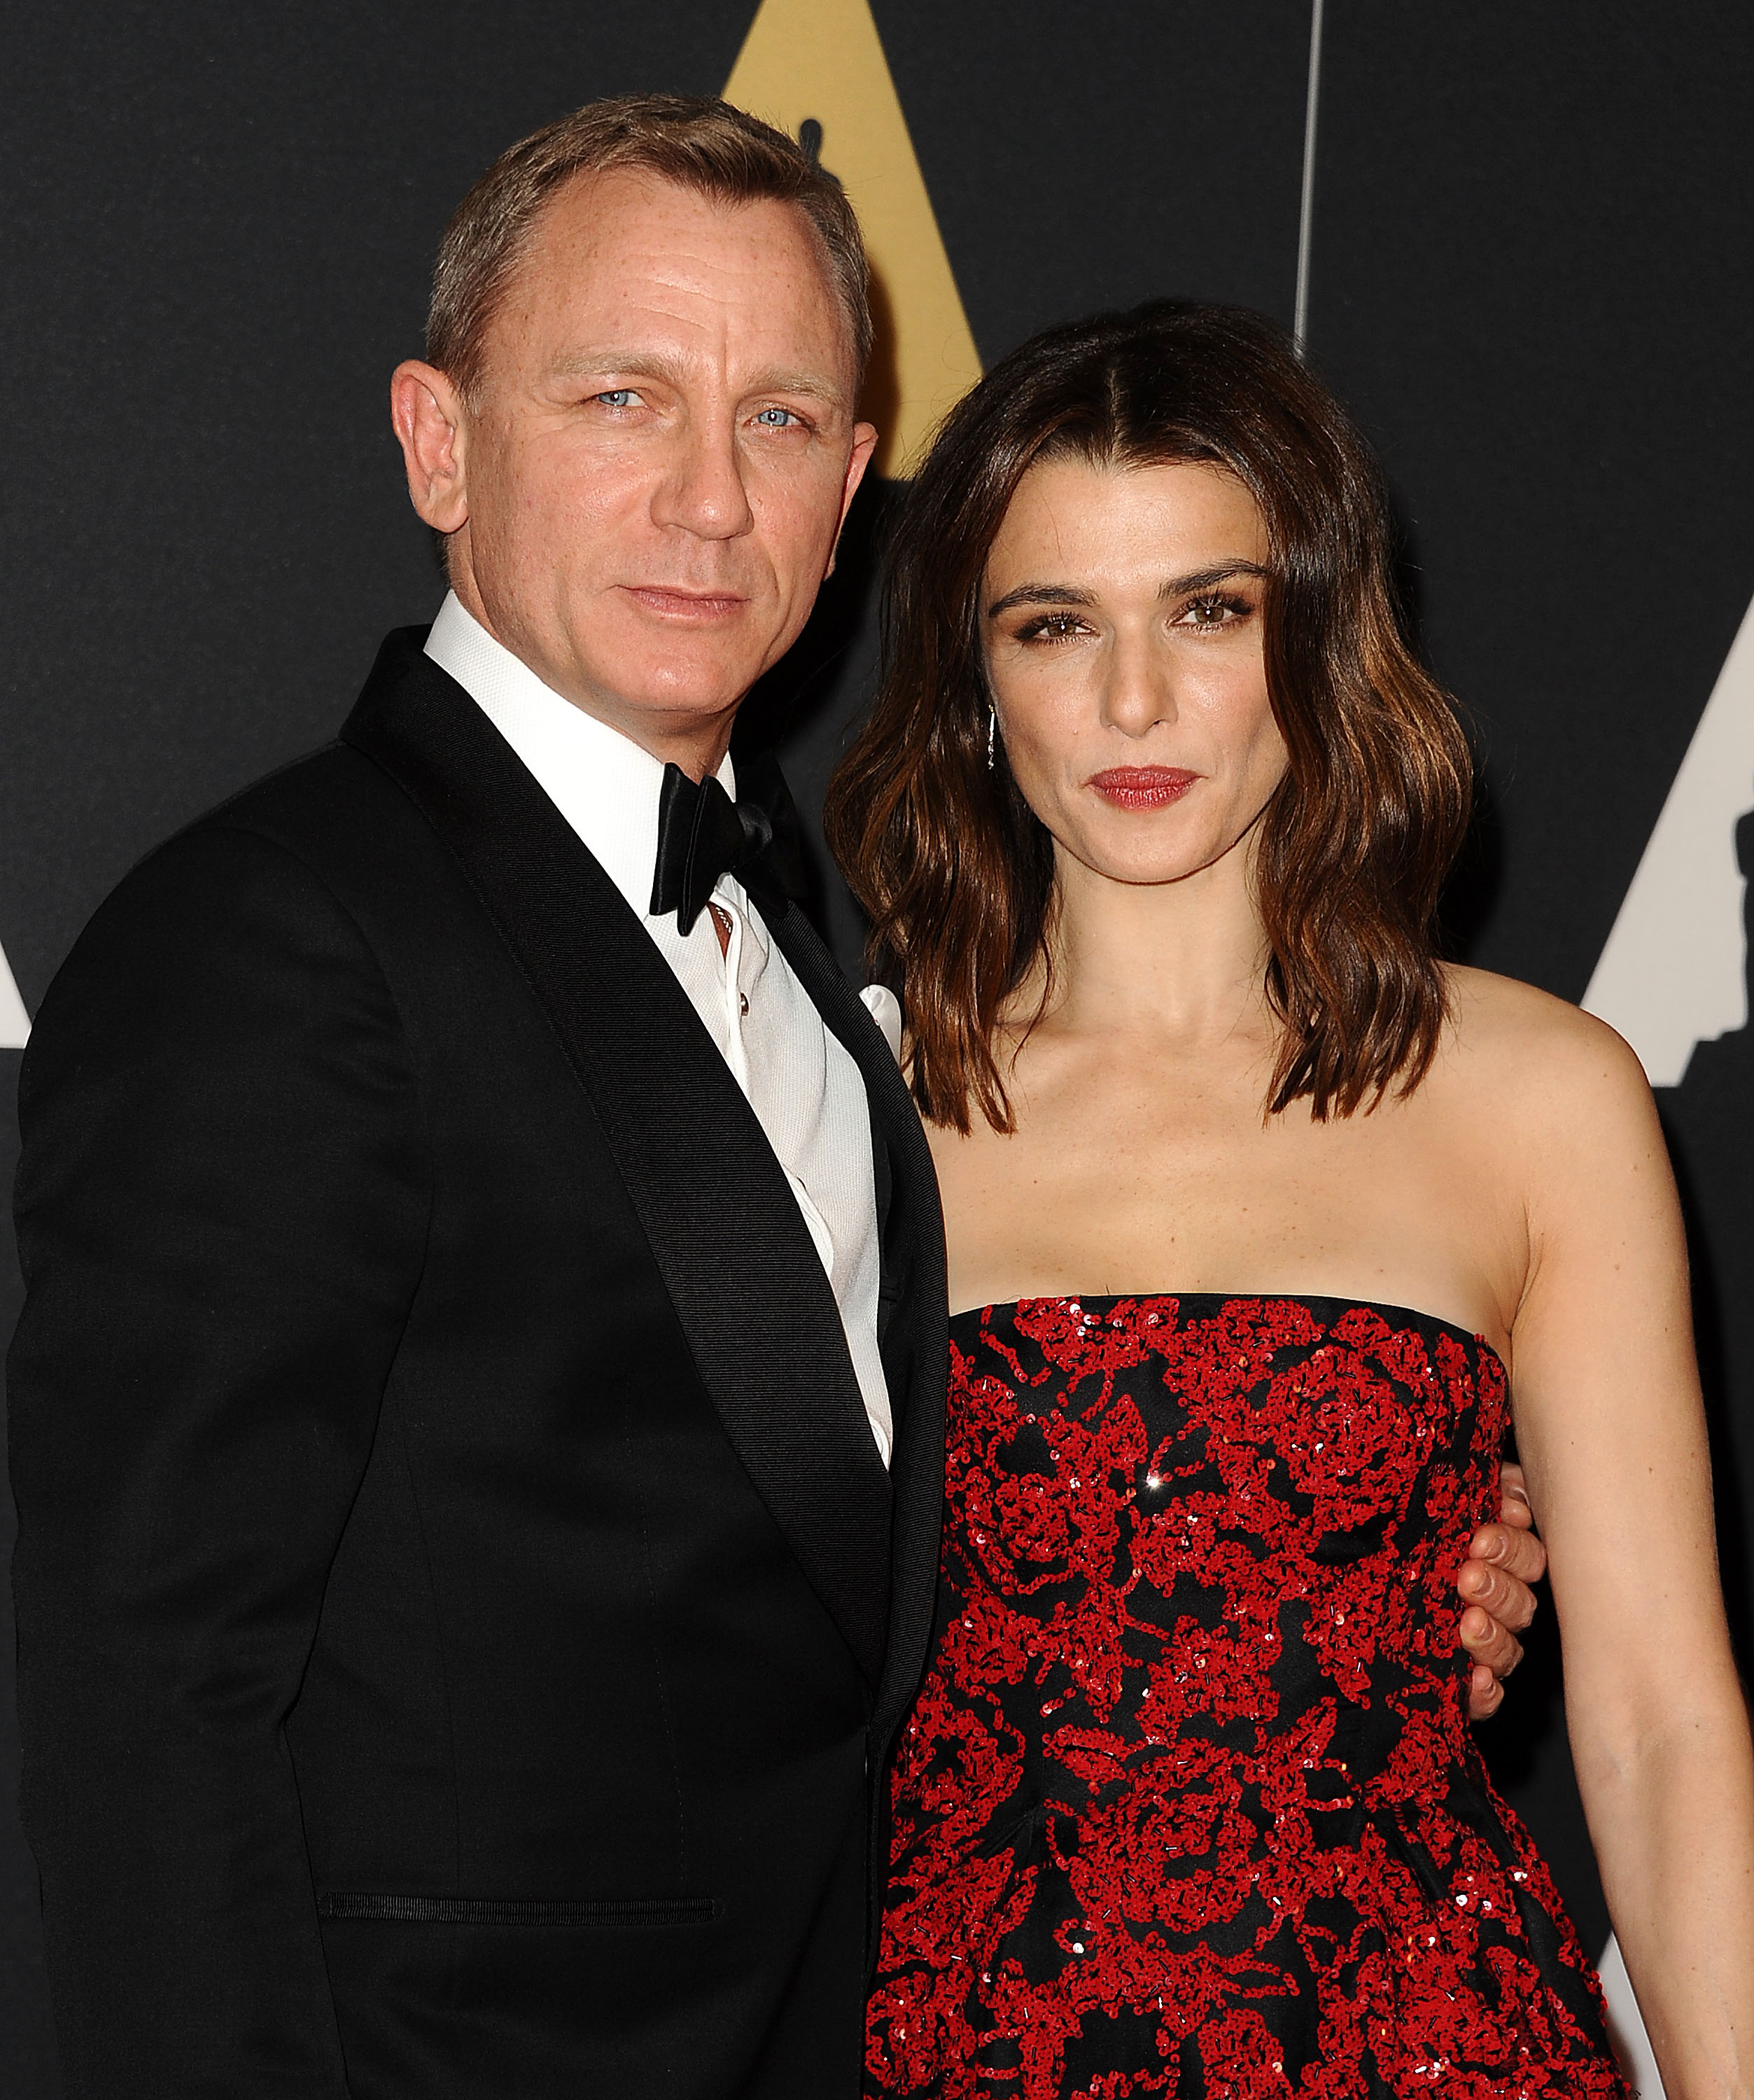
[7, 821, 430, 2099]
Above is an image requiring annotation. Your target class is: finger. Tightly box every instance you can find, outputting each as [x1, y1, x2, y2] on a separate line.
[1459, 1603, 1524, 1680]
[1492, 1521, 1548, 1585]
[1459, 1600, 1527, 1674]
[1467, 1662, 1505, 1723]
[1467, 1519, 1548, 1587]
[1496, 1460, 1533, 1526]
[1457, 1555, 1537, 1631]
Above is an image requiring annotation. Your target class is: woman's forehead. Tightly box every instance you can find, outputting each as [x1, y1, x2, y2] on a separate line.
[989, 456, 1267, 575]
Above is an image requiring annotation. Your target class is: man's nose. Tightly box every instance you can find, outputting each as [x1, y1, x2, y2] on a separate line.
[1100, 632, 1178, 736]
[651, 418, 755, 540]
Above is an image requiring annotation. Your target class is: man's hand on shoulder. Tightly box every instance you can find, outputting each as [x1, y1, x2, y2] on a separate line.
[1459, 1461, 1547, 1721]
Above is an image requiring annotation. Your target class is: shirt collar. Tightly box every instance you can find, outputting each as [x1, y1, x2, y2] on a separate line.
[423, 590, 739, 930]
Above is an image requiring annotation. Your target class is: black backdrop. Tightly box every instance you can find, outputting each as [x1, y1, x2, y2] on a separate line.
[2, 6, 1750, 2089]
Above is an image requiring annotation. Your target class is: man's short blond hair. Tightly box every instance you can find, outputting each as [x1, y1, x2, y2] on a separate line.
[428, 93, 873, 401]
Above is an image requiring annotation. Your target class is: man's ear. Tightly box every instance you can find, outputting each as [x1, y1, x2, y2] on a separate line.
[391, 360, 470, 533]
[827, 419, 879, 577]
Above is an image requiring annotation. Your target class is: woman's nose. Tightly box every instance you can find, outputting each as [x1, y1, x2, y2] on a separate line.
[1100, 635, 1178, 736]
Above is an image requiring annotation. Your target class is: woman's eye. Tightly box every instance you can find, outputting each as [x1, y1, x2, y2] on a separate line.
[1018, 612, 1088, 643]
[1180, 594, 1250, 629]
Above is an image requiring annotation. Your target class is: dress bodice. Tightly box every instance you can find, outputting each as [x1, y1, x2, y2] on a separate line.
[867, 1294, 1624, 2098]
[942, 1294, 1503, 1754]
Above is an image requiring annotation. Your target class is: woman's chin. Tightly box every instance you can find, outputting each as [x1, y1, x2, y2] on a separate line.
[1051, 821, 1233, 890]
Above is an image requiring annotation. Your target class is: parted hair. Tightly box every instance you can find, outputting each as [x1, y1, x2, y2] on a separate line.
[426, 93, 873, 400]
[824, 300, 1475, 1133]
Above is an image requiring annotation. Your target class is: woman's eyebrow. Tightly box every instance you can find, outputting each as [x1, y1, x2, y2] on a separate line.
[1157, 561, 1270, 598]
[987, 561, 1269, 621]
[985, 583, 1095, 619]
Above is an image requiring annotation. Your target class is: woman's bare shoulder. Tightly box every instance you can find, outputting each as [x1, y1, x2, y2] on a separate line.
[1432, 963, 1658, 1152]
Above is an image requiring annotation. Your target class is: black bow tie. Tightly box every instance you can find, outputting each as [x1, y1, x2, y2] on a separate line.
[650, 750, 807, 935]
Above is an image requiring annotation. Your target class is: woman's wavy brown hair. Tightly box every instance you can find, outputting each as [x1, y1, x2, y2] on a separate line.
[824, 300, 1474, 1133]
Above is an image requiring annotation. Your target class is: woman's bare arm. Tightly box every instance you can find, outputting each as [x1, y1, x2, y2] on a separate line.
[1508, 1012, 1753, 2098]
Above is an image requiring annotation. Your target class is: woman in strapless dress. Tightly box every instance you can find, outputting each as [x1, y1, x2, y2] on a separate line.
[826, 302, 1753, 2097]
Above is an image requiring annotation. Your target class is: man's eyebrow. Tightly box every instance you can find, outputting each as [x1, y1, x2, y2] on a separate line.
[545, 347, 689, 385]
[742, 365, 850, 409]
[544, 348, 850, 410]
[987, 561, 1271, 622]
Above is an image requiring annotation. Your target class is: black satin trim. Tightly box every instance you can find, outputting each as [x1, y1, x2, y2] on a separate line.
[317, 1892, 721, 1928]
[339, 631, 896, 1687]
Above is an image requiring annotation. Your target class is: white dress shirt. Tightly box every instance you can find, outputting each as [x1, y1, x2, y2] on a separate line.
[426, 593, 893, 1465]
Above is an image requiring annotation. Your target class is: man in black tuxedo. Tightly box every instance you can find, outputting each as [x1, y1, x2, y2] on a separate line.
[7, 92, 1541, 2100]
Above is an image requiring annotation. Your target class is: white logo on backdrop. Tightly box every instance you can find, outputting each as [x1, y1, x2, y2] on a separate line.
[1583, 590, 1754, 1084]
[1575, 596, 1754, 2096]
[0, 941, 27, 1049]
[1598, 1934, 1664, 2094]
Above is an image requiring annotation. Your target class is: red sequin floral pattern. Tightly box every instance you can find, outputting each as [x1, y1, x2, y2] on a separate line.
[867, 1296, 1626, 2099]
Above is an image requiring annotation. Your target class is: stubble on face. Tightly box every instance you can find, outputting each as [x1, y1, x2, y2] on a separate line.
[446, 169, 874, 771]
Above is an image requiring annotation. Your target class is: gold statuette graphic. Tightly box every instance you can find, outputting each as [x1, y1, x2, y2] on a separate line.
[725, 0, 982, 476]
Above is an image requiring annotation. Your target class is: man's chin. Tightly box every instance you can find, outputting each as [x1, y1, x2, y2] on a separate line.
[561, 654, 755, 744]
[582, 636, 771, 719]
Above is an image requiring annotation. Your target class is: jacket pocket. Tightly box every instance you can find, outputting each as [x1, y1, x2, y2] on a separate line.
[317, 1893, 720, 1928]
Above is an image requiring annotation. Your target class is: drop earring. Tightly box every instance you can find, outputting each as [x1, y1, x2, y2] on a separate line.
[986, 707, 997, 772]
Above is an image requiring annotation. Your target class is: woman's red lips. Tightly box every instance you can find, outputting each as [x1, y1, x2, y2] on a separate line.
[1088, 766, 1200, 809]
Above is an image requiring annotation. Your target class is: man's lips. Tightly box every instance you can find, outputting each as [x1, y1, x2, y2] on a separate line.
[1088, 766, 1200, 810]
[619, 584, 749, 621]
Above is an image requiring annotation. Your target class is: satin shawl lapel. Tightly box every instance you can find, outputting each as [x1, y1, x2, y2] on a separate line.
[339, 631, 892, 1688]
[764, 907, 948, 1750]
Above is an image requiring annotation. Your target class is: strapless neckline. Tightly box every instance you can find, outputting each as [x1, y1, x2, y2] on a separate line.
[946, 1289, 1506, 1376]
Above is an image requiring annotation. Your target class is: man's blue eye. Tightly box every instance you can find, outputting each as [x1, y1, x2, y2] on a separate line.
[596, 390, 636, 409]
[755, 407, 796, 426]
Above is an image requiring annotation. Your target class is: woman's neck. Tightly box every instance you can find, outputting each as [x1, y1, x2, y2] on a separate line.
[1025, 839, 1274, 1054]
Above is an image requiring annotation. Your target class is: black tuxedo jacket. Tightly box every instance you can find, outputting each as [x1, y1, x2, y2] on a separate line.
[8, 630, 947, 2099]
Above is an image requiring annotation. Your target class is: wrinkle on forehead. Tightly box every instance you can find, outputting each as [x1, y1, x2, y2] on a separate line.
[491, 170, 854, 393]
[540, 343, 849, 410]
